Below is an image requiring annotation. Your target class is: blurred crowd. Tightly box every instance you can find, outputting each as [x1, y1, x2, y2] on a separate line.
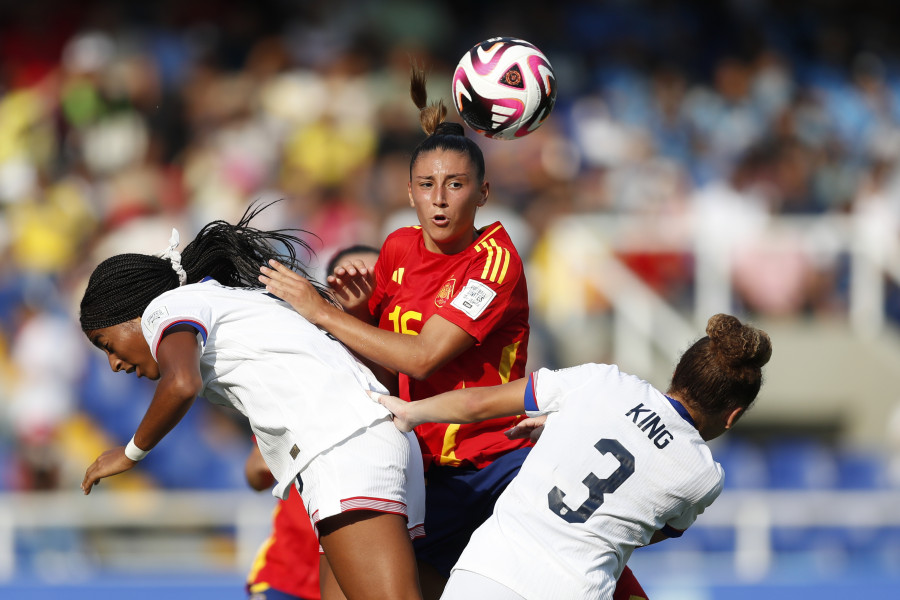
[2, 0, 900, 493]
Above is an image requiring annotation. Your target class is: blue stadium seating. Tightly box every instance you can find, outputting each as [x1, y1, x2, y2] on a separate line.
[835, 449, 888, 489]
[764, 439, 839, 490]
[711, 438, 769, 489]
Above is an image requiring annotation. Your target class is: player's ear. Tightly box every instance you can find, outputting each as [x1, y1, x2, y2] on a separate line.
[477, 181, 489, 207]
[408, 181, 415, 208]
[724, 406, 745, 430]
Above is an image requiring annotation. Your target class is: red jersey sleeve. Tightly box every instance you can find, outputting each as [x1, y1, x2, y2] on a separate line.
[436, 225, 527, 345]
[613, 566, 648, 600]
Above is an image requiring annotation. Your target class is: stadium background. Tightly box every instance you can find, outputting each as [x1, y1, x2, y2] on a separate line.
[1, 0, 899, 597]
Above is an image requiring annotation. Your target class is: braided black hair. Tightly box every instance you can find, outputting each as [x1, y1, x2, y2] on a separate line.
[80, 202, 334, 331]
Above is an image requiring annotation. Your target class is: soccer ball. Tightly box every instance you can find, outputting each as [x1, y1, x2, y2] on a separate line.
[452, 37, 557, 140]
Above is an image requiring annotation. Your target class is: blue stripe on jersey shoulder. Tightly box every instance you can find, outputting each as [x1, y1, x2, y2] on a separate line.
[524, 372, 538, 412]
[666, 396, 697, 429]
[661, 524, 685, 538]
[167, 320, 208, 344]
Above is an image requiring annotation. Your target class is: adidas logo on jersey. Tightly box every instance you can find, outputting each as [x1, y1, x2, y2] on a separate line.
[474, 238, 510, 284]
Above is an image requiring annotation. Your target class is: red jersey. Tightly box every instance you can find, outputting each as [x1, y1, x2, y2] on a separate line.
[369, 222, 531, 469]
[614, 566, 648, 600]
[246, 487, 320, 599]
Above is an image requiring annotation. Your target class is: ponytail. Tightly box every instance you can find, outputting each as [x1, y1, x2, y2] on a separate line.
[409, 62, 485, 183]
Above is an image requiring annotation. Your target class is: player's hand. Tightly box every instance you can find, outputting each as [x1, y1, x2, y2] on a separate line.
[260, 259, 328, 323]
[82, 447, 137, 495]
[369, 390, 414, 432]
[327, 259, 375, 314]
[505, 416, 547, 443]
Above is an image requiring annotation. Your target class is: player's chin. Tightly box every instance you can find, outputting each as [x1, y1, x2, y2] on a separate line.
[429, 225, 467, 244]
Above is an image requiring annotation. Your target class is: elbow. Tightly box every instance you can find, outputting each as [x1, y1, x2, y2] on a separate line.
[401, 333, 468, 380]
[404, 354, 443, 380]
[163, 371, 203, 401]
[407, 365, 437, 380]
[245, 469, 275, 491]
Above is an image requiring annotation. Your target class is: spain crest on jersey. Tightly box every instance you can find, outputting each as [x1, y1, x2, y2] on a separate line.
[435, 278, 456, 308]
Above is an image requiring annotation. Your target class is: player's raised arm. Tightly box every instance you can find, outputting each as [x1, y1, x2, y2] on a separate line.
[374, 378, 530, 432]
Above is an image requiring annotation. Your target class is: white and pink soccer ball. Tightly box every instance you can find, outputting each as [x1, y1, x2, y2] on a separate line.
[453, 37, 557, 140]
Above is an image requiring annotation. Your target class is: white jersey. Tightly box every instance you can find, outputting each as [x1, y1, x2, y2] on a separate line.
[140, 279, 391, 500]
[451, 363, 724, 600]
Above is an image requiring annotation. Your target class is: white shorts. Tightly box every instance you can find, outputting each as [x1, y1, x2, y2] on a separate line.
[441, 569, 527, 600]
[297, 417, 425, 540]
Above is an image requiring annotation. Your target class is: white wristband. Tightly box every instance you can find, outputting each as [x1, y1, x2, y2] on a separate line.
[124, 436, 149, 461]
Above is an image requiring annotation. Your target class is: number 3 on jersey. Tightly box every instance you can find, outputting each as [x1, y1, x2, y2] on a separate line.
[387, 305, 422, 335]
[548, 439, 635, 524]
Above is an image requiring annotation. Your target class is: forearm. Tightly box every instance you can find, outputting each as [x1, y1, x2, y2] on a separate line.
[405, 379, 528, 427]
[133, 373, 198, 450]
[262, 261, 473, 378]
[317, 303, 436, 378]
[130, 327, 204, 450]
[339, 300, 376, 323]
[82, 371, 198, 495]
[328, 302, 399, 391]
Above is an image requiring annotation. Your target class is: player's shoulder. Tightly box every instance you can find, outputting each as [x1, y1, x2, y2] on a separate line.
[378, 227, 423, 270]
[384, 225, 422, 245]
[540, 362, 623, 381]
[681, 451, 726, 502]
[535, 363, 628, 401]
[144, 279, 229, 316]
[468, 221, 524, 282]
[380, 226, 423, 262]
[474, 221, 521, 255]
[146, 282, 190, 307]
[141, 283, 219, 346]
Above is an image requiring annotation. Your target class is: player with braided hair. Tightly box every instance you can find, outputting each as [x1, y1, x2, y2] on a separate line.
[79, 203, 425, 600]
[79, 203, 334, 330]
[375, 313, 772, 600]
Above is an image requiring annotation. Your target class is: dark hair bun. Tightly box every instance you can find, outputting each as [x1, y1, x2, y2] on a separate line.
[433, 122, 465, 137]
[706, 313, 772, 369]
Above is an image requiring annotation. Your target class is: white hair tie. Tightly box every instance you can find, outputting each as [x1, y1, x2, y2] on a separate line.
[157, 228, 187, 286]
